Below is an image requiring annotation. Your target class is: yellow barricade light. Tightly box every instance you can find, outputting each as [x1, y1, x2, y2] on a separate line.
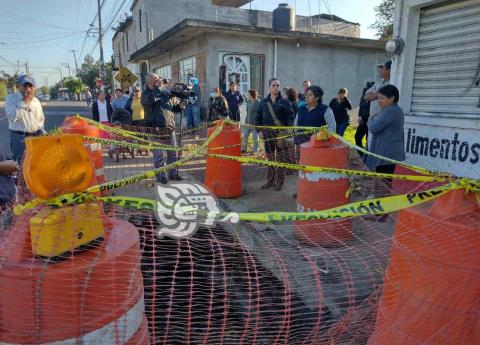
[30, 203, 105, 259]
[23, 134, 104, 260]
[23, 135, 94, 200]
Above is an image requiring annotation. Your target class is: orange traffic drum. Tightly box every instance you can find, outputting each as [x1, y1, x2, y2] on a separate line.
[368, 190, 480, 345]
[0, 216, 148, 345]
[204, 121, 242, 198]
[294, 134, 351, 246]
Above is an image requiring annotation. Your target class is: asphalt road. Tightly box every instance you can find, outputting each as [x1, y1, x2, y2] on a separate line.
[0, 101, 92, 155]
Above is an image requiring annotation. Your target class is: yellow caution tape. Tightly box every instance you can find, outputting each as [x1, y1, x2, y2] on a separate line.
[27, 181, 478, 224]
[76, 124, 318, 153]
[77, 115, 218, 139]
[82, 136, 184, 152]
[206, 153, 451, 183]
[14, 121, 225, 215]
[328, 131, 442, 177]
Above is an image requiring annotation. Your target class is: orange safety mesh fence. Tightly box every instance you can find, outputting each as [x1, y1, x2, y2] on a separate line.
[0, 119, 478, 345]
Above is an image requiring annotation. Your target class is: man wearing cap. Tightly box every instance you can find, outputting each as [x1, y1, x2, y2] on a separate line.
[365, 61, 392, 117]
[364, 61, 392, 151]
[5, 75, 45, 162]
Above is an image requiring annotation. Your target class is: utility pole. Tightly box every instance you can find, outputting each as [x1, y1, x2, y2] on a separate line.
[25, 60, 30, 74]
[70, 50, 79, 76]
[97, 0, 105, 85]
[62, 63, 71, 78]
[58, 67, 64, 89]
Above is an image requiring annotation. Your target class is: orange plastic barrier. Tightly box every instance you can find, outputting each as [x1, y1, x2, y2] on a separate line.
[392, 165, 442, 194]
[62, 117, 107, 192]
[0, 217, 148, 344]
[368, 190, 480, 345]
[294, 134, 351, 246]
[204, 121, 242, 198]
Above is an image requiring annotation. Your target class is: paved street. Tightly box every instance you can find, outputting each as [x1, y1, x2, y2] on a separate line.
[0, 101, 92, 155]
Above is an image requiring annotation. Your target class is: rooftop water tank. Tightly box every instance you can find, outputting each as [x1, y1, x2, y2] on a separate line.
[273, 3, 296, 32]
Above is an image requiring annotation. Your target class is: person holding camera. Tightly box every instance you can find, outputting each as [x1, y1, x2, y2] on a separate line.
[141, 73, 183, 184]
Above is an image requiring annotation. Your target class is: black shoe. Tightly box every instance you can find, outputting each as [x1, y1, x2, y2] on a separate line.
[171, 175, 183, 181]
[158, 176, 168, 185]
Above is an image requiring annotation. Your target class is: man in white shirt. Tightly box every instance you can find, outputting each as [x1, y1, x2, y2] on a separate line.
[5, 75, 45, 162]
[92, 90, 112, 123]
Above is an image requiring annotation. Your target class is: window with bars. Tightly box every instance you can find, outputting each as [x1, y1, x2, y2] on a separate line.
[153, 65, 172, 80]
[179, 56, 197, 83]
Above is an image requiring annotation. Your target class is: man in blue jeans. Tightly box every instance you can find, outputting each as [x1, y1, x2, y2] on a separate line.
[184, 77, 201, 132]
[5, 75, 45, 162]
[141, 73, 183, 184]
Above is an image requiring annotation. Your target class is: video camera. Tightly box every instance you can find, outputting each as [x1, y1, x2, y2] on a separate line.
[169, 77, 198, 105]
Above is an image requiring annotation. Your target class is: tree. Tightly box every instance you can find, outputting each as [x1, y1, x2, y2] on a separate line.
[77, 55, 113, 91]
[78, 55, 99, 91]
[64, 78, 85, 94]
[370, 0, 394, 40]
[38, 86, 49, 96]
[0, 80, 7, 101]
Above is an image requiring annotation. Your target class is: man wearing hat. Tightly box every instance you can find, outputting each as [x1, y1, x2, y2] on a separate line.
[5, 75, 45, 162]
[365, 61, 392, 117]
[363, 61, 392, 151]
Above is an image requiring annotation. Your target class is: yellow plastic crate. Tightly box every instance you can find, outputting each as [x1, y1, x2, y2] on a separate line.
[30, 203, 105, 259]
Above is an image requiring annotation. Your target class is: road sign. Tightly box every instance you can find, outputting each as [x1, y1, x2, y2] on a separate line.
[115, 66, 138, 89]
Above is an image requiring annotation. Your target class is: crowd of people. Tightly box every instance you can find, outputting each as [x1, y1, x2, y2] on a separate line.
[1, 59, 404, 223]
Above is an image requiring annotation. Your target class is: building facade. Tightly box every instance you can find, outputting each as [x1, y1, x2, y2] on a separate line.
[113, 0, 385, 118]
[392, 0, 480, 178]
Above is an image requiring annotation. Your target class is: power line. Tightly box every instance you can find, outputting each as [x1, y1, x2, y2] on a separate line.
[104, 0, 129, 32]
[0, 33, 84, 46]
[2, 11, 84, 32]
[77, 0, 108, 64]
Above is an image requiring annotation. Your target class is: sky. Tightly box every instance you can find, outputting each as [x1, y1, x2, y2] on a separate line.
[0, 0, 382, 87]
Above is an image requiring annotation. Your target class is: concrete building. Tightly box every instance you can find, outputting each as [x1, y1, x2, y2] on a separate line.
[112, 17, 141, 90]
[113, 0, 385, 117]
[391, 0, 480, 178]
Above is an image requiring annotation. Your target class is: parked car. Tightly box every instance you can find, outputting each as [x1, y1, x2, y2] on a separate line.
[57, 96, 66, 101]
[38, 95, 50, 101]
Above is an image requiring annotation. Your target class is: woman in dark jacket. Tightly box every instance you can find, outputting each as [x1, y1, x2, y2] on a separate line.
[255, 78, 295, 191]
[296, 85, 337, 146]
[329, 88, 352, 137]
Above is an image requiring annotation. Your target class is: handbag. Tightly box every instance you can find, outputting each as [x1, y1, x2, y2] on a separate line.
[266, 102, 293, 150]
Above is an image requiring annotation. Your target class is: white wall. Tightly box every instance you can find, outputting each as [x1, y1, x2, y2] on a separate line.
[392, 0, 480, 178]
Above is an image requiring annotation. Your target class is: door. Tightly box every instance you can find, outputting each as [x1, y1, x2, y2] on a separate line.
[221, 54, 251, 94]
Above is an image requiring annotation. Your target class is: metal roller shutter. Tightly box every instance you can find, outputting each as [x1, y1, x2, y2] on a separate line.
[411, 0, 480, 117]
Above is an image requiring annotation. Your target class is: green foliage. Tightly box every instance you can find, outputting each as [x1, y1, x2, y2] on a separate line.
[77, 55, 113, 90]
[0, 81, 7, 101]
[64, 77, 85, 94]
[370, 0, 394, 40]
[38, 86, 49, 96]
